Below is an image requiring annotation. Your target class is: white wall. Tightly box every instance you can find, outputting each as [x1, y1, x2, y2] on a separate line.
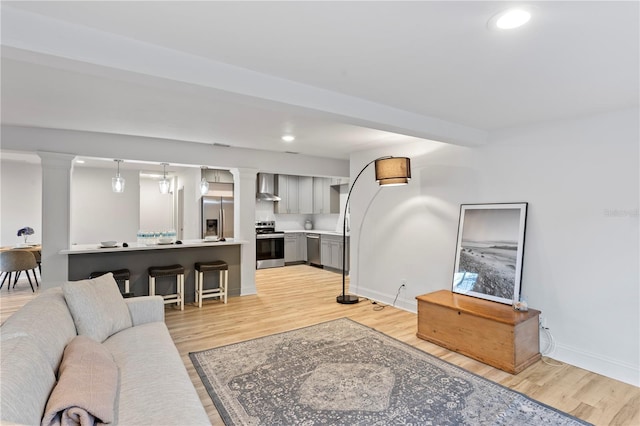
[70, 167, 140, 244]
[177, 167, 202, 240]
[139, 176, 174, 232]
[0, 160, 42, 246]
[350, 108, 639, 386]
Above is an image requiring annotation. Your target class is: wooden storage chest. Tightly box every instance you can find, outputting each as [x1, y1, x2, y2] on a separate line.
[416, 290, 541, 374]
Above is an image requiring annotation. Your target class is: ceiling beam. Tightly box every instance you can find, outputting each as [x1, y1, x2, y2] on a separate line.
[1, 6, 487, 148]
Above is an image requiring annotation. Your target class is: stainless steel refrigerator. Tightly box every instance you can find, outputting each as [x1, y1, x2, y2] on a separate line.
[201, 183, 234, 240]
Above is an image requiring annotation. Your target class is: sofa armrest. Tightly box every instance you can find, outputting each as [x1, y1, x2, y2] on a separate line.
[125, 296, 164, 326]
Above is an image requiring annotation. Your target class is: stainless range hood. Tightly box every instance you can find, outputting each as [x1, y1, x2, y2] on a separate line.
[256, 173, 281, 201]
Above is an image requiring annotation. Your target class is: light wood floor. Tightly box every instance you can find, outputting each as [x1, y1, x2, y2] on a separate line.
[1, 265, 638, 425]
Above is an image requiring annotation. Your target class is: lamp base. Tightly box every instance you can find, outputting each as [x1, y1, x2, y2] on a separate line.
[336, 294, 359, 304]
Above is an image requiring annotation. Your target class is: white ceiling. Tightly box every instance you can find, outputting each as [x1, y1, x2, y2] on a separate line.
[1, 1, 638, 160]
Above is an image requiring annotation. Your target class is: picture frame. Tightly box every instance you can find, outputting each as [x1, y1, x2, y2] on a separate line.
[452, 202, 528, 305]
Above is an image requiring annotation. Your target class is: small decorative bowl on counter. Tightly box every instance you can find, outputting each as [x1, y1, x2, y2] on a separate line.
[100, 241, 118, 248]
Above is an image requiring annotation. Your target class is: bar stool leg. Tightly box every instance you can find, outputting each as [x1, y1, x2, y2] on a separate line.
[179, 273, 184, 311]
[195, 270, 200, 307]
[149, 276, 156, 296]
[222, 269, 228, 304]
[197, 271, 203, 308]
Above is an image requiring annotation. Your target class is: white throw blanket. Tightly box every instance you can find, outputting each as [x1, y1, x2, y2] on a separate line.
[41, 336, 118, 426]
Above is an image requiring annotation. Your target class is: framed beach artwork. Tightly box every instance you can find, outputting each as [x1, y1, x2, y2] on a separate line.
[452, 203, 528, 305]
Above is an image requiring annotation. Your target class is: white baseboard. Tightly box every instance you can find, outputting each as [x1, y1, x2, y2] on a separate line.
[356, 288, 417, 313]
[552, 343, 639, 387]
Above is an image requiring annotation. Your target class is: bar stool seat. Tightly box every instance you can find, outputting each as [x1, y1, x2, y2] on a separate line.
[148, 264, 185, 310]
[89, 269, 131, 293]
[195, 260, 228, 307]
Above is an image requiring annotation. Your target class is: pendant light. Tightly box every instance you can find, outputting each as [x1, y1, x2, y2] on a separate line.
[112, 159, 125, 193]
[158, 163, 171, 194]
[200, 166, 210, 195]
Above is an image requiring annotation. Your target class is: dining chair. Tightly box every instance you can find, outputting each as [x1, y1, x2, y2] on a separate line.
[33, 249, 42, 277]
[0, 250, 39, 292]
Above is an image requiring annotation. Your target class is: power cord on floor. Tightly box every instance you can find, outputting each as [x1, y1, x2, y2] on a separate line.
[360, 284, 405, 312]
[372, 300, 386, 311]
[360, 283, 404, 311]
[540, 324, 564, 367]
[360, 297, 387, 311]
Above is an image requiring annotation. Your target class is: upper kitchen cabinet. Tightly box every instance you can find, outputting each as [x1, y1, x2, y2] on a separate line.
[313, 177, 332, 214]
[203, 169, 233, 184]
[275, 175, 313, 214]
[322, 179, 349, 215]
[299, 177, 313, 213]
[331, 177, 349, 186]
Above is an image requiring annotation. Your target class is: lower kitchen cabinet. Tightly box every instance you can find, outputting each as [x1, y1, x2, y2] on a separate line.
[284, 233, 307, 264]
[320, 234, 349, 271]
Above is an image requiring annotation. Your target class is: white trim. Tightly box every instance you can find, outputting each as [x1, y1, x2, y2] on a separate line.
[553, 343, 639, 387]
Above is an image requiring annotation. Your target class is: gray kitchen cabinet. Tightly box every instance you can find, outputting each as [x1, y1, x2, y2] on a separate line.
[284, 233, 298, 263]
[298, 233, 307, 261]
[320, 237, 331, 267]
[275, 175, 313, 214]
[298, 176, 313, 214]
[275, 175, 299, 214]
[285, 232, 307, 264]
[313, 177, 332, 214]
[320, 234, 349, 271]
[331, 177, 350, 186]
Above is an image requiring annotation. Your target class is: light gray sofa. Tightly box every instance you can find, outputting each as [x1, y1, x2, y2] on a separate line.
[0, 273, 211, 425]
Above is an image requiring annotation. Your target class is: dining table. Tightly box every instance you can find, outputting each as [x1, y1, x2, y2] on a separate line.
[0, 244, 42, 253]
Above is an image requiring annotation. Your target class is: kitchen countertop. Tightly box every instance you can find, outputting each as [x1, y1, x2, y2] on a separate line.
[280, 229, 347, 236]
[61, 238, 246, 255]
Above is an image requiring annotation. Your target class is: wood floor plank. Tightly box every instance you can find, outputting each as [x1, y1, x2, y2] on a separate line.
[1, 264, 638, 425]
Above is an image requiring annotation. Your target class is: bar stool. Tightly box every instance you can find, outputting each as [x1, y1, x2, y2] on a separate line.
[194, 260, 228, 308]
[89, 269, 131, 294]
[148, 264, 184, 310]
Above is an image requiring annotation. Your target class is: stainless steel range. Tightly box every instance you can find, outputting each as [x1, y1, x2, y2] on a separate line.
[256, 221, 285, 269]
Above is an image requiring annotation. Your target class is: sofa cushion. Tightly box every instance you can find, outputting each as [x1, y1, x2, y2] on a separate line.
[42, 336, 119, 426]
[102, 322, 211, 425]
[0, 287, 77, 370]
[63, 273, 133, 343]
[125, 295, 165, 326]
[0, 336, 56, 425]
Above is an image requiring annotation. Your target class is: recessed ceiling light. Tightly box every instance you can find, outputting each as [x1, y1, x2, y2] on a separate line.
[281, 135, 295, 143]
[75, 159, 85, 164]
[489, 8, 531, 30]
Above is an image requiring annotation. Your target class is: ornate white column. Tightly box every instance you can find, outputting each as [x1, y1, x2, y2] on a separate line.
[230, 167, 257, 295]
[37, 152, 75, 288]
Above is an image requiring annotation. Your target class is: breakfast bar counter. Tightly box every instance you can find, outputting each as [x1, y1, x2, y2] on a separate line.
[62, 239, 247, 303]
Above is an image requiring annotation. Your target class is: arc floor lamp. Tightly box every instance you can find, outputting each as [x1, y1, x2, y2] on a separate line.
[337, 156, 412, 304]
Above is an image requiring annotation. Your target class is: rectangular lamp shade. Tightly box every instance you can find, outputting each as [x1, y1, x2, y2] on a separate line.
[375, 157, 411, 185]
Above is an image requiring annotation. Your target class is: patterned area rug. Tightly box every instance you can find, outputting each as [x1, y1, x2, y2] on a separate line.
[190, 318, 590, 425]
